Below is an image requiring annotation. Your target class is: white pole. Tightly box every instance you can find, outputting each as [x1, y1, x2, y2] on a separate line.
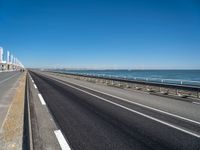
[7, 51, 10, 64]
[0, 47, 3, 63]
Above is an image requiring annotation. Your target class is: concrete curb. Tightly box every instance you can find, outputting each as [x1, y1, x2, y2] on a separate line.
[22, 73, 33, 150]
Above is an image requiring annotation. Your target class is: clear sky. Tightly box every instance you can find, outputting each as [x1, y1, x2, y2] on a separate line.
[0, 0, 200, 69]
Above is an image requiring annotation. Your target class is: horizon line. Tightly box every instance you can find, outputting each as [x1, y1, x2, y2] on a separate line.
[28, 67, 200, 71]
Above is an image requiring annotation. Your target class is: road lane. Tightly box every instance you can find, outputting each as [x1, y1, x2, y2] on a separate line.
[38, 71, 200, 123]
[33, 71, 200, 133]
[0, 71, 20, 84]
[30, 71, 200, 150]
[0, 71, 22, 129]
[30, 72, 155, 150]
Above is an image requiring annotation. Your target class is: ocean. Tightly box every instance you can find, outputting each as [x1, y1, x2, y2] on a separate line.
[52, 70, 200, 87]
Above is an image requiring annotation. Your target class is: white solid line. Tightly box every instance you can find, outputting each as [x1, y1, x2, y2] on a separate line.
[32, 79, 34, 83]
[59, 78, 200, 126]
[34, 84, 37, 89]
[52, 78, 200, 138]
[192, 102, 200, 105]
[54, 130, 71, 150]
[38, 93, 46, 105]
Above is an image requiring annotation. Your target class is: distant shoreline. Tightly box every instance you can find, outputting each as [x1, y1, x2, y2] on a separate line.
[41, 68, 200, 71]
[44, 69, 200, 83]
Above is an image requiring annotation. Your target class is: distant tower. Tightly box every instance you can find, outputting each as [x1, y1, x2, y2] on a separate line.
[0, 47, 3, 63]
[13, 57, 16, 64]
[7, 51, 10, 64]
[10, 54, 13, 64]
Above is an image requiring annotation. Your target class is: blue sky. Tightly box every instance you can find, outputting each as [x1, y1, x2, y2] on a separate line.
[0, 0, 200, 69]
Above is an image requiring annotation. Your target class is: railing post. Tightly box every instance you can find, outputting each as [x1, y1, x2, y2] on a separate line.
[176, 89, 179, 95]
[159, 87, 162, 92]
[134, 83, 137, 89]
[118, 82, 121, 87]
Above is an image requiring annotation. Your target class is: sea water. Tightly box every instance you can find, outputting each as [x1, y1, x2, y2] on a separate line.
[52, 69, 200, 87]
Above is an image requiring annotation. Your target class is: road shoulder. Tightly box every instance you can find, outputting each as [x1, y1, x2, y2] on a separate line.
[28, 73, 61, 150]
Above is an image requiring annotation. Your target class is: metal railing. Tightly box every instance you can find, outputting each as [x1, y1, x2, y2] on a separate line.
[48, 71, 200, 99]
[63, 72, 200, 88]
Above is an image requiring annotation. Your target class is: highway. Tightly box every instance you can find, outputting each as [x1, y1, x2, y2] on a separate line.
[28, 71, 200, 150]
[0, 71, 22, 128]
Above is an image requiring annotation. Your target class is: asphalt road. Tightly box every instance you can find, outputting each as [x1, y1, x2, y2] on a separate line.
[0, 71, 22, 129]
[29, 71, 200, 150]
[39, 71, 200, 122]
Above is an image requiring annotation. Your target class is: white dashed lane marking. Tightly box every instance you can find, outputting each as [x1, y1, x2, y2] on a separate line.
[38, 93, 46, 105]
[54, 130, 71, 150]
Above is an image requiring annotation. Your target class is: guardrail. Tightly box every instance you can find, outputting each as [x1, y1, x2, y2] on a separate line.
[50, 71, 200, 99]
[75, 73, 200, 87]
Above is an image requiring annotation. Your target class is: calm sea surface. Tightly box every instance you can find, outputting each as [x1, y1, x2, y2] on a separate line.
[56, 70, 200, 82]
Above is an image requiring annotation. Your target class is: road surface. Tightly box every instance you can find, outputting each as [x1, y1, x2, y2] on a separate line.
[0, 71, 22, 129]
[28, 70, 200, 150]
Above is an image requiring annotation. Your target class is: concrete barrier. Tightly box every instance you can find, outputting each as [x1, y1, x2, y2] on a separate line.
[49, 71, 200, 100]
